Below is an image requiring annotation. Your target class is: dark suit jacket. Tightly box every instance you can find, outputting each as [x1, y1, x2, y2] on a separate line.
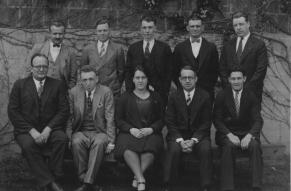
[213, 87, 263, 140]
[81, 40, 125, 96]
[26, 41, 78, 89]
[67, 84, 116, 143]
[165, 88, 212, 142]
[8, 76, 69, 137]
[173, 38, 219, 98]
[115, 91, 164, 134]
[219, 35, 268, 101]
[125, 40, 172, 102]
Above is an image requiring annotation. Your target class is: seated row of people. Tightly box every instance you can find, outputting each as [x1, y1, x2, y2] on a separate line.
[8, 53, 263, 191]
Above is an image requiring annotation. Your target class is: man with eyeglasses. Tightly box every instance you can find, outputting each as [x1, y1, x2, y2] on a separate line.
[26, 21, 78, 89]
[163, 65, 213, 191]
[8, 53, 69, 191]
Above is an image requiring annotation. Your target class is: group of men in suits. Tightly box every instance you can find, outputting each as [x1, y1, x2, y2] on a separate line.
[7, 10, 267, 191]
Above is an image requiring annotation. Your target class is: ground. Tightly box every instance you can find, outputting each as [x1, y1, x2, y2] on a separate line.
[0, 154, 289, 191]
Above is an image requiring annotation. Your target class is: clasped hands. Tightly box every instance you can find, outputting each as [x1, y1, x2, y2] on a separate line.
[180, 139, 195, 153]
[130, 127, 153, 139]
[29, 127, 51, 145]
[227, 133, 253, 150]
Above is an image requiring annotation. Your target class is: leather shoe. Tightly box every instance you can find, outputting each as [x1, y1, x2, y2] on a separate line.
[47, 181, 64, 191]
[74, 184, 91, 191]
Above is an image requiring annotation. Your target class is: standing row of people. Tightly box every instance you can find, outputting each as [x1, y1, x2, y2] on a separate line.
[8, 10, 268, 191]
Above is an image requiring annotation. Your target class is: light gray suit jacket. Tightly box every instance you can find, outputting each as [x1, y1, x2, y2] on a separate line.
[67, 84, 116, 143]
[81, 40, 125, 96]
[26, 40, 78, 89]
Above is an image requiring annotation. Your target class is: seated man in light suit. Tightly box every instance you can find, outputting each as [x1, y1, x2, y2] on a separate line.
[67, 65, 116, 191]
[214, 66, 263, 191]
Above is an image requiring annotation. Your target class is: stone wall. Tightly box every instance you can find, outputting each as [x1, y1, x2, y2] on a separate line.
[0, 0, 289, 159]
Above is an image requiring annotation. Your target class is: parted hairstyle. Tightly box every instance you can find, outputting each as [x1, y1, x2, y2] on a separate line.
[30, 53, 49, 67]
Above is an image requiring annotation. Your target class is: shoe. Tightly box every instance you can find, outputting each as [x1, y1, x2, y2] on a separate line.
[47, 181, 64, 191]
[74, 184, 90, 191]
[137, 181, 146, 191]
[132, 177, 138, 188]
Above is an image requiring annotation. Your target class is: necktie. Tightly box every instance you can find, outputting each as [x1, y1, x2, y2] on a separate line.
[186, 92, 191, 106]
[236, 37, 243, 61]
[99, 42, 106, 57]
[87, 91, 92, 108]
[191, 38, 200, 43]
[37, 80, 44, 97]
[234, 91, 240, 116]
[144, 42, 150, 58]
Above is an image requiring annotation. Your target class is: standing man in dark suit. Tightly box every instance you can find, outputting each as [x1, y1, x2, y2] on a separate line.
[213, 67, 263, 191]
[125, 15, 172, 104]
[164, 65, 213, 191]
[81, 17, 125, 97]
[26, 21, 78, 89]
[173, 15, 219, 103]
[220, 11, 268, 104]
[67, 65, 115, 191]
[8, 53, 69, 191]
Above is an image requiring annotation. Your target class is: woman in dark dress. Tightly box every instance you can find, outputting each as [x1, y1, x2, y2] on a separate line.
[114, 65, 164, 191]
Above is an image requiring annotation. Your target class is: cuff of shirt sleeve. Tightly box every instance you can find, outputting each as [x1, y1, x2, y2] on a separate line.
[176, 138, 184, 143]
[191, 138, 199, 143]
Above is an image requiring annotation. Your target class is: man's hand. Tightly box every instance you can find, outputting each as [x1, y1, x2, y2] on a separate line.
[130, 128, 143, 139]
[40, 126, 52, 144]
[105, 143, 115, 154]
[140, 128, 153, 137]
[227, 133, 240, 146]
[241, 133, 252, 150]
[29, 128, 42, 145]
[180, 140, 192, 153]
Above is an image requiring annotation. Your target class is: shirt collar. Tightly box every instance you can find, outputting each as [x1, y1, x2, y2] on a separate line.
[239, 32, 250, 41]
[183, 88, 195, 98]
[33, 77, 46, 86]
[189, 36, 202, 44]
[50, 41, 61, 49]
[232, 88, 243, 96]
[143, 39, 155, 46]
[86, 88, 96, 98]
[97, 40, 109, 47]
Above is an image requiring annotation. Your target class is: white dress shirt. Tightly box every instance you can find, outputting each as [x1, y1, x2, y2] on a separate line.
[85, 88, 96, 101]
[50, 41, 61, 62]
[236, 32, 250, 52]
[97, 40, 109, 55]
[33, 78, 46, 90]
[190, 37, 202, 58]
[143, 39, 155, 53]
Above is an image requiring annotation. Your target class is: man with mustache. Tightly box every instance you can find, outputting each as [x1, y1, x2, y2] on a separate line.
[26, 21, 78, 89]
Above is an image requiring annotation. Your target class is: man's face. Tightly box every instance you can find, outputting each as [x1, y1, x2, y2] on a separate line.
[187, 19, 203, 38]
[233, 16, 250, 37]
[96, 23, 110, 42]
[50, 25, 65, 45]
[228, 71, 246, 91]
[141, 20, 156, 41]
[80, 71, 98, 92]
[179, 69, 197, 92]
[31, 56, 49, 81]
[132, 70, 148, 91]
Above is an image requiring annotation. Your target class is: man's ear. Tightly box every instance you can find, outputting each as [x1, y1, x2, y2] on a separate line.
[243, 76, 247, 82]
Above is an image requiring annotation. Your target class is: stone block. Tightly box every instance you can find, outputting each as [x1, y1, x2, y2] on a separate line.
[0, 7, 19, 27]
[7, 0, 32, 7]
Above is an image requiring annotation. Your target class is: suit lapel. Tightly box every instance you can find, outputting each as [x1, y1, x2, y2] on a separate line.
[238, 89, 247, 117]
[185, 40, 197, 64]
[28, 77, 40, 108]
[92, 84, 102, 119]
[240, 36, 254, 63]
[76, 86, 85, 119]
[190, 89, 203, 124]
[177, 89, 188, 122]
[198, 38, 208, 70]
[40, 41, 53, 62]
[230, 39, 239, 65]
[40, 78, 51, 107]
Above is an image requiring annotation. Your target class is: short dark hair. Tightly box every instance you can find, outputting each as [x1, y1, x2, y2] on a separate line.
[31, 53, 49, 67]
[95, 17, 110, 28]
[49, 20, 66, 31]
[179, 65, 197, 77]
[228, 66, 246, 77]
[140, 15, 156, 25]
[187, 14, 202, 25]
[132, 65, 148, 79]
[80, 65, 98, 76]
[232, 11, 249, 22]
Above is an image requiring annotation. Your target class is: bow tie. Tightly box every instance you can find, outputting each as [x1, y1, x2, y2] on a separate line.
[191, 38, 200, 43]
[53, 43, 60, 48]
